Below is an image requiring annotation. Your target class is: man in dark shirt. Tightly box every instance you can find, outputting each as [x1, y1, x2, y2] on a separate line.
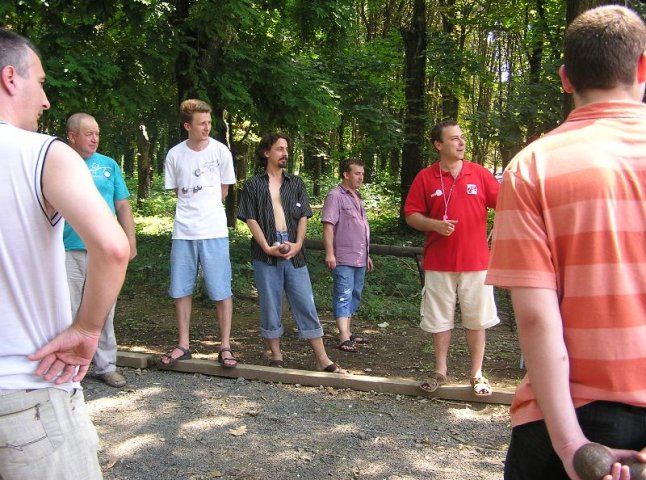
[237, 133, 345, 373]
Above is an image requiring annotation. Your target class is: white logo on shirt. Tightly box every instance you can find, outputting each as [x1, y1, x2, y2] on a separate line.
[466, 184, 478, 195]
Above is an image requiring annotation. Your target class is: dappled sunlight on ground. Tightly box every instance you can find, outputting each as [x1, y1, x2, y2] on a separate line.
[84, 369, 510, 479]
[181, 415, 238, 431]
[109, 433, 163, 458]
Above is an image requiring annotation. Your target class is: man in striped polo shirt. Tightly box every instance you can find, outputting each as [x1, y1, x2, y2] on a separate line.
[237, 133, 345, 373]
[487, 6, 646, 479]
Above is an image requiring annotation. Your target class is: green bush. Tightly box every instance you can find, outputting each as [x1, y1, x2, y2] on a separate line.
[124, 176, 431, 324]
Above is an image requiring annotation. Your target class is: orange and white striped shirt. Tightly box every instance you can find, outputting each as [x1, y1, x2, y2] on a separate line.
[486, 101, 646, 427]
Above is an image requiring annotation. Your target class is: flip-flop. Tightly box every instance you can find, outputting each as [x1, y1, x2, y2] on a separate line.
[338, 340, 358, 352]
[217, 347, 239, 368]
[420, 372, 448, 393]
[350, 333, 368, 345]
[159, 346, 191, 367]
[320, 362, 347, 374]
[471, 377, 492, 397]
[269, 359, 285, 368]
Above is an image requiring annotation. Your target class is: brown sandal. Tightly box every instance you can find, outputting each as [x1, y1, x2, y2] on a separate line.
[338, 340, 358, 352]
[420, 372, 448, 393]
[350, 333, 368, 345]
[471, 376, 492, 397]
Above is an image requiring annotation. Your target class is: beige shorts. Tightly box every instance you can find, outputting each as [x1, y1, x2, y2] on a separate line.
[0, 388, 101, 480]
[420, 270, 500, 333]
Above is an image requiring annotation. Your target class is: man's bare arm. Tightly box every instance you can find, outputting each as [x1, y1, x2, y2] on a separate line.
[115, 198, 137, 260]
[32, 141, 129, 383]
[512, 287, 586, 479]
[246, 219, 281, 256]
[511, 288, 643, 480]
[406, 212, 457, 236]
[322, 222, 336, 269]
[281, 216, 307, 260]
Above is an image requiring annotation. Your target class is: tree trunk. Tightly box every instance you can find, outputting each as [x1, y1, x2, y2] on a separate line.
[525, 0, 546, 139]
[399, 0, 426, 225]
[171, 0, 198, 140]
[123, 141, 134, 177]
[389, 148, 401, 178]
[136, 124, 152, 205]
[303, 133, 325, 198]
[338, 115, 346, 163]
[439, 0, 460, 120]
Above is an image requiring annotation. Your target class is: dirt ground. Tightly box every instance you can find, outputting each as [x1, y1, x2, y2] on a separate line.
[94, 287, 521, 479]
[84, 367, 511, 480]
[115, 287, 524, 390]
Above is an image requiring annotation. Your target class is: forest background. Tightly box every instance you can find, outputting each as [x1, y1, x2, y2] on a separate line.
[4, 1, 646, 369]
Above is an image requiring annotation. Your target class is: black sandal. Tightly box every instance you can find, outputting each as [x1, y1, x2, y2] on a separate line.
[159, 346, 191, 367]
[320, 362, 347, 374]
[217, 348, 239, 368]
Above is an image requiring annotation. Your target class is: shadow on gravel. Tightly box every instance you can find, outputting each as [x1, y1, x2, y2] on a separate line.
[84, 368, 508, 480]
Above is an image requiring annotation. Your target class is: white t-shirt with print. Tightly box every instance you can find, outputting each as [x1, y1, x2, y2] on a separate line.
[164, 138, 236, 239]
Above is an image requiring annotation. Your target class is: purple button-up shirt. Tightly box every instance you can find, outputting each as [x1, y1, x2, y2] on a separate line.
[321, 184, 370, 267]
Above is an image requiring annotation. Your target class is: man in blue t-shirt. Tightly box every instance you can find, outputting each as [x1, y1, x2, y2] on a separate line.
[63, 113, 137, 388]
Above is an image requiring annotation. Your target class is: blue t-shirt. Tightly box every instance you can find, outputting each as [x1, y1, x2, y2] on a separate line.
[63, 152, 130, 251]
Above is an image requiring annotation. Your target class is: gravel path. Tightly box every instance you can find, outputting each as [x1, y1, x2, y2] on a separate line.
[83, 367, 510, 480]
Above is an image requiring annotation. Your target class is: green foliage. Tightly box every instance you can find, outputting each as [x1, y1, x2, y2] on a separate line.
[127, 177, 421, 322]
[326, 31, 404, 153]
[2, 0, 586, 206]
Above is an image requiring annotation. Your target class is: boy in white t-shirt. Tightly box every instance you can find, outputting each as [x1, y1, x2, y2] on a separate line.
[161, 99, 238, 368]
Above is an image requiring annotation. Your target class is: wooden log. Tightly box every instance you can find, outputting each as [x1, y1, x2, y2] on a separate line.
[116, 351, 152, 369]
[304, 239, 422, 257]
[122, 354, 513, 405]
[304, 239, 425, 286]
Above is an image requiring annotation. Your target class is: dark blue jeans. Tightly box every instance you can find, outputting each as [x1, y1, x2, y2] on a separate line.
[505, 401, 646, 479]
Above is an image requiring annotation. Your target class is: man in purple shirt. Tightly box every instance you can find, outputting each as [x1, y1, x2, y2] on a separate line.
[322, 159, 373, 352]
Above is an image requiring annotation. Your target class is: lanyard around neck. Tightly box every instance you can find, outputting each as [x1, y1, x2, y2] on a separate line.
[439, 170, 457, 220]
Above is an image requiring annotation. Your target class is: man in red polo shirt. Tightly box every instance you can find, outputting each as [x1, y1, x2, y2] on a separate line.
[405, 120, 499, 396]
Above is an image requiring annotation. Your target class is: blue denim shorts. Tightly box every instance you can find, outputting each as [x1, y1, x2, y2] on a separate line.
[169, 238, 232, 301]
[252, 233, 323, 340]
[332, 265, 366, 318]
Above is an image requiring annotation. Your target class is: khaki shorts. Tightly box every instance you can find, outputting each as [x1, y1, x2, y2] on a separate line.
[0, 388, 101, 480]
[420, 270, 500, 333]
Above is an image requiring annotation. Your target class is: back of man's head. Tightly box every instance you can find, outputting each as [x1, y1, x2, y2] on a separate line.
[564, 6, 646, 92]
[0, 28, 36, 78]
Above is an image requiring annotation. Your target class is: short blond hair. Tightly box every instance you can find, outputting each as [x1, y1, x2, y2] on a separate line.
[180, 99, 211, 125]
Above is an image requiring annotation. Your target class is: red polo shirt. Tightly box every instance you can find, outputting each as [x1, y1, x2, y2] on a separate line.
[404, 160, 498, 271]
